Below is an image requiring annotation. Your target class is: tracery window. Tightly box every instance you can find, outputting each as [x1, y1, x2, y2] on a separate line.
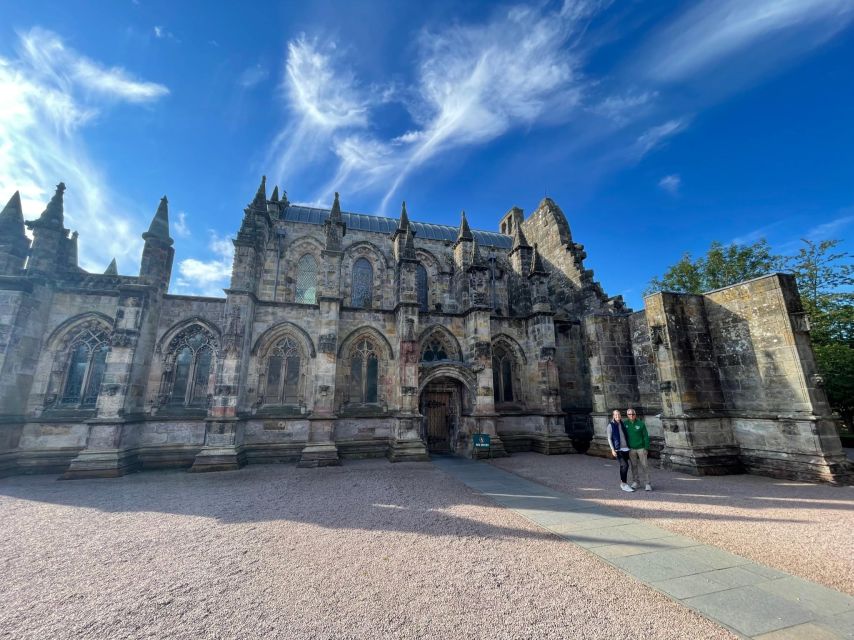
[348, 338, 379, 403]
[351, 258, 373, 308]
[421, 340, 449, 363]
[492, 345, 514, 403]
[295, 254, 317, 304]
[263, 337, 303, 404]
[166, 326, 215, 407]
[416, 264, 429, 312]
[61, 326, 109, 406]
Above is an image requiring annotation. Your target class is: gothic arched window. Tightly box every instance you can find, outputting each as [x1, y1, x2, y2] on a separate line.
[295, 254, 317, 304]
[61, 326, 109, 406]
[351, 258, 373, 308]
[166, 326, 215, 407]
[421, 340, 449, 363]
[263, 337, 303, 405]
[349, 338, 379, 403]
[492, 345, 514, 403]
[416, 264, 429, 312]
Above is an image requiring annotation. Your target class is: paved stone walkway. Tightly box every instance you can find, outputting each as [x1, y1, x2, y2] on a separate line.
[434, 457, 854, 640]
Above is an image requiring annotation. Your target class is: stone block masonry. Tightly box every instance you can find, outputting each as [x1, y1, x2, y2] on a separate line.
[0, 184, 848, 483]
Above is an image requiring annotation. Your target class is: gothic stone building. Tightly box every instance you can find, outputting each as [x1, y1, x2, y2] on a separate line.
[0, 180, 849, 483]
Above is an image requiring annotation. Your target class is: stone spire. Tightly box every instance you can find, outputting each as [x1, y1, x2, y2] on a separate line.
[28, 182, 65, 229]
[0, 191, 24, 234]
[251, 175, 267, 209]
[322, 191, 346, 252]
[471, 236, 485, 267]
[398, 201, 410, 231]
[530, 243, 547, 276]
[0, 191, 30, 275]
[511, 221, 530, 251]
[329, 191, 343, 222]
[270, 185, 279, 203]
[143, 196, 173, 245]
[104, 258, 118, 275]
[457, 210, 473, 241]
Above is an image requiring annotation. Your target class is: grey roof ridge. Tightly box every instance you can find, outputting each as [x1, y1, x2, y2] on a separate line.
[285, 203, 511, 245]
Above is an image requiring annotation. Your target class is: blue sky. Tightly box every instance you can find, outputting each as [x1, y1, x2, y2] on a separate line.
[1, 0, 853, 307]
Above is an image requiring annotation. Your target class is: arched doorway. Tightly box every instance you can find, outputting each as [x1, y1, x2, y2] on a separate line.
[419, 378, 462, 453]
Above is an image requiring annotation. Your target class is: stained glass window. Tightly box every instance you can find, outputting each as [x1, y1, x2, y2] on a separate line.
[351, 258, 373, 308]
[416, 264, 428, 312]
[349, 338, 379, 403]
[492, 346, 514, 403]
[421, 340, 449, 363]
[264, 337, 302, 404]
[295, 254, 317, 304]
[61, 326, 110, 406]
[167, 325, 216, 407]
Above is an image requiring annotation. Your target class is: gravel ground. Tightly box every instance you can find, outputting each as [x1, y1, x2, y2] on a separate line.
[491, 453, 854, 595]
[0, 461, 734, 640]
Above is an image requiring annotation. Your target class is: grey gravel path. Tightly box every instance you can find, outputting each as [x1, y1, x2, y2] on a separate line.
[490, 452, 854, 595]
[0, 461, 734, 640]
[437, 457, 854, 639]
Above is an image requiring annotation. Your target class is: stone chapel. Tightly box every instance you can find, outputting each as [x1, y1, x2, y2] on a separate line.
[0, 179, 848, 483]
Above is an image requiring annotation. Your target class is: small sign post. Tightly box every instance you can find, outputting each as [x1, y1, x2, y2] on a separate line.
[472, 433, 491, 458]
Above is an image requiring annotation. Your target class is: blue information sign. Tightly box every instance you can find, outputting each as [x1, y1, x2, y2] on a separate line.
[473, 433, 491, 449]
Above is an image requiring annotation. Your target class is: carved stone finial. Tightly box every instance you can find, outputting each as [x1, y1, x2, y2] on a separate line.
[458, 210, 473, 241]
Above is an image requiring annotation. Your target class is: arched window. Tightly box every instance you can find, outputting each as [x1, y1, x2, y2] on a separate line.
[263, 337, 303, 404]
[421, 340, 449, 363]
[295, 254, 317, 304]
[351, 258, 373, 308]
[166, 326, 215, 407]
[416, 264, 429, 312]
[349, 338, 379, 403]
[492, 345, 514, 403]
[61, 326, 109, 406]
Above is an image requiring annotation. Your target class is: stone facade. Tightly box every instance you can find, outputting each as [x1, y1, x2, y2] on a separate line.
[0, 180, 849, 483]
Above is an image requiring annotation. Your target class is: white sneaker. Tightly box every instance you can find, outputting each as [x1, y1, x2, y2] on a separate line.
[645, 484, 652, 491]
[620, 483, 635, 492]
[630, 481, 639, 489]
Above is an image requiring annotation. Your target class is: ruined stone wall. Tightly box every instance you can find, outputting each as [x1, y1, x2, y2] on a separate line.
[703, 274, 847, 480]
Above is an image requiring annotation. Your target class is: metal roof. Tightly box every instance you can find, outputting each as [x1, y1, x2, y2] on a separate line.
[283, 205, 512, 249]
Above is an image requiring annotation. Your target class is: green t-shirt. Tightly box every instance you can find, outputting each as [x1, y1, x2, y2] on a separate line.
[625, 419, 650, 450]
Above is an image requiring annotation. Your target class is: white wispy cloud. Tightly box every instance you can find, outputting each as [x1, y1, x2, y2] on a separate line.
[173, 211, 191, 238]
[0, 27, 169, 272]
[804, 211, 854, 241]
[591, 90, 658, 125]
[641, 0, 854, 83]
[658, 174, 680, 195]
[270, 3, 599, 212]
[634, 118, 689, 158]
[238, 64, 269, 88]
[173, 232, 233, 297]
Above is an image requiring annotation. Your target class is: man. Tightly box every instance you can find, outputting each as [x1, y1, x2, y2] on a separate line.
[625, 408, 652, 491]
[607, 409, 634, 492]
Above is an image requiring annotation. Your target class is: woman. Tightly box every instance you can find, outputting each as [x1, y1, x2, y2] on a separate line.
[607, 409, 634, 492]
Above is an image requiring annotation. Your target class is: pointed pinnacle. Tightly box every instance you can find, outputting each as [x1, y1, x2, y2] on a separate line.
[104, 258, 118, 276]
[511, 222, 530, 250]
[458, 210, 472, 241]
[530, 243, 547, 275]
[398, 201, 410, 230]
[144, 195, 173, 244]
[329, 191, 342, 221]
[0, 191, 25, 233]
[270, 185, 279, 202]
[39, 182, 66, 226]
[252, 175, 267, 208]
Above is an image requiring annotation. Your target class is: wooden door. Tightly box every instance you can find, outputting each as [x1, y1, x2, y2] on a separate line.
[423, 392, 451, 452]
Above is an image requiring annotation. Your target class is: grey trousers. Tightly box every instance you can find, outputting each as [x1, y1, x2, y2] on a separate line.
[629, 448, 650, 486]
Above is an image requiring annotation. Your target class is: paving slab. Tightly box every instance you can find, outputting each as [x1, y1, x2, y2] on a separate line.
[433, 456, 854, 640]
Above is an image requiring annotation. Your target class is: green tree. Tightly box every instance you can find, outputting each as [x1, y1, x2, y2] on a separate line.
[646, 237, 853, 428]
[645, 239, 781, 296]
[785, 239, 853, 427]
